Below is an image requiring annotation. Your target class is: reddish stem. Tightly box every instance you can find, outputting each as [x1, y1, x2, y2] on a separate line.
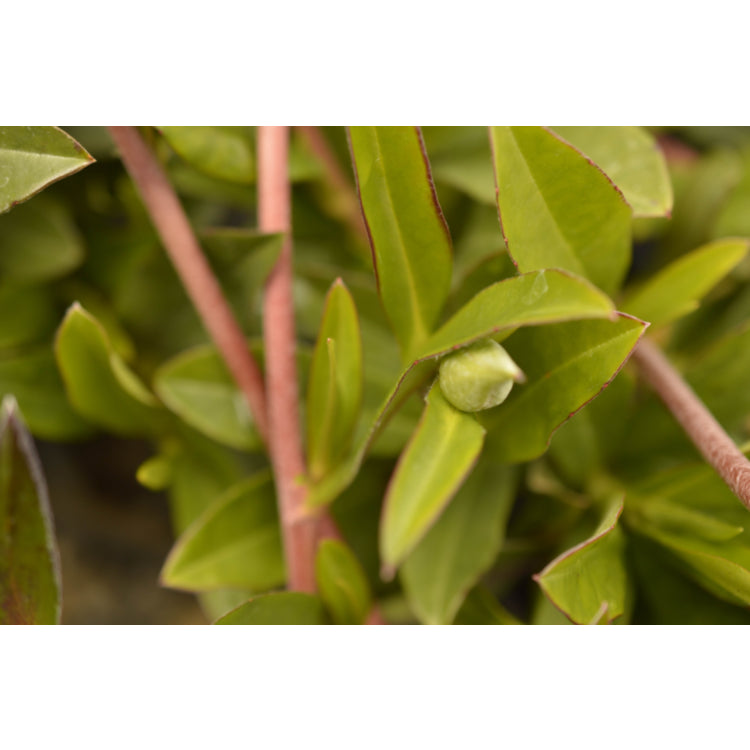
[633, 338, 750, 511]
[108, 127, 269, 443]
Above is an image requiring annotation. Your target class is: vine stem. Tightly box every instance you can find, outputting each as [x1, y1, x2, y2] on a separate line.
[107, 127, 269, 443]
[632, 338, 750, 511]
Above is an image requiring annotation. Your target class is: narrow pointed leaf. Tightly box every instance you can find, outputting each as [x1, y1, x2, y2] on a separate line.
[349, 126, 452, 359]
[314, 539, 372, 624]
[306, 279, 363, 480]
[485, 314, 647, 464]
[402, 459, 518, 624]
[380, 384, 486, 574]
[490, 126, 632, 296]
[161, 472, 285, 592]
[552, 126, 673, 218]
[0, 126, 93, 214]
[622, 238, 749, 327]
[535, 498, 630, 624]
[0, 398, 61, 624]
[215, 592, 328, 624]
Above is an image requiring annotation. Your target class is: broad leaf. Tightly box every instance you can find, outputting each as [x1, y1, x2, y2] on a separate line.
[161, 472, 285, 592]
[380, 384, 486, 574]
[0, 126, 93, 214]
[485, 314, 647, 464]
[552, 126, 673, 218]
[490, 126, 632, 296]
[0, 398, 61, 624]
[215, 592, 328, 624]
[314, 539, 372, 624]
[622, 238, 748, 327]
[55, 304, 164, 436]
[306, 279, 363, 480]
[535, 498, 630, 624]
[402, 459, 518, 624]
[349, 126, 452, 359]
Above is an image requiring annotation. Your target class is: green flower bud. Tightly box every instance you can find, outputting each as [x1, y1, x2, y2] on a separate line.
[438, 339, 525, 412]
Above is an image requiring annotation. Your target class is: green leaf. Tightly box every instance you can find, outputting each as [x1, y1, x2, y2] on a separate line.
[380, 384, 486, 574]
[535, 498, 630, 624]
[0, 397, 61, 624]
[154, 344, 261, 451]
[306, 279, 363, 480]
[484, 314, 647, 464]
[55, 303, 164, 437]
[0, 285, 57, 349]
[0, 195, 85, 283]
[490, 126, 632, 296]
[0, 126, 93, 214]
[307, 269, 616, 508]
[552, 126, 673, 218]
[161, 471, 285, 593]
[402, 459, 518, 624]
[314, 539, 372, 624]
[622, 238, 748, 327]
[349, 126, 452, 359]
[160, 127, 255, 184]
[453, 586, 522, 625]
[215, 592, 328, 624]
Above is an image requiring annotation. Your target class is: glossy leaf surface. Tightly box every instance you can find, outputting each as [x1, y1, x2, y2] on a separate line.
[314, 539, 371, 624]
[491, 126, 632, 296]
[0, 398, 61, 624]
[215, 592, 328, 624]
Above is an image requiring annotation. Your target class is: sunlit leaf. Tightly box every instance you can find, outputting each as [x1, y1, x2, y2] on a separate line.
[215, 592, 328, 624]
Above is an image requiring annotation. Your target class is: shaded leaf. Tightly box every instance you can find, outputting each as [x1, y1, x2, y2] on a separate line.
[349, 126, 452, 359]
[0, 126, 93, 214]
[215, 592, 328, 625]
[0, 285, 57, 349]
[0, 397, 61, 624]
[314, 539, 372, 624]
[453, 586, 522, 625]
[380, 384, 486, 574]
[490, 126, 632, 296]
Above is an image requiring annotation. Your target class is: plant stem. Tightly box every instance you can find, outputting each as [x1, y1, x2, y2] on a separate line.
[108, 126, 269, 443]
[633, 338, 750, 511]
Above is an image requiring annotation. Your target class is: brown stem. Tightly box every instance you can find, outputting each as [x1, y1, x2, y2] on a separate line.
[632, 338, 750, 511]
[108, 127, 269, 443]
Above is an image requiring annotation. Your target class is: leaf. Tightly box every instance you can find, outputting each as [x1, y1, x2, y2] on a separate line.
[490, 126, 632, 296]
[55, 303, 164, 437]
[215, 592, 328, 625]
[306, 279, 363, 480]
[314, 539, 372, 624]
[307, 269, 616, 508]
[0, 195, 85, 283]
[402, 459, 518, 624]
[349, 126, 452, 359]
[484, 314, 647, 464]
[154, 344, 261, 451]
[453, 586, 522, 625]
[161, 472, 285, 593]
[552, 126, 673, 218]
[380, 384, 486, 575]
[160, 127, 255, 184]
[622, 238, 749, 327]
[0, 397, 61, 624]
[0, 285, 57, 349]
[0, 126, 93, 214]
[535, 498, 630, 624]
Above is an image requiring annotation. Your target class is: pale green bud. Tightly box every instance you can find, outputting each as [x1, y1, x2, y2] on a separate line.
[438, 339, 525, 412]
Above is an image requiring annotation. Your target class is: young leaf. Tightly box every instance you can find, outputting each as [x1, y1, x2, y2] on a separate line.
[349, 126, 452, 359]
[535, 498, 630, 624]
[0, 397, 61, 624]
[314, 539, 372, 624]
[622, 238, 749, 327]
[552, 126, 673, 218]
[215, 592, 328, 625]
[55, 303, 164, 436]
[306, 279, 363, 480]
[490, 126, 632, 296]
[484, 314, 647, 464]
[402, 459, 518, 624]
[380, 384, 486, 575]
[0, 126, 93, 214]
[161, 471, 285, 592]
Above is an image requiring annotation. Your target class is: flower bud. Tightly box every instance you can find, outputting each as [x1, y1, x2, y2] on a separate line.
[438, 339, 525, 412]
